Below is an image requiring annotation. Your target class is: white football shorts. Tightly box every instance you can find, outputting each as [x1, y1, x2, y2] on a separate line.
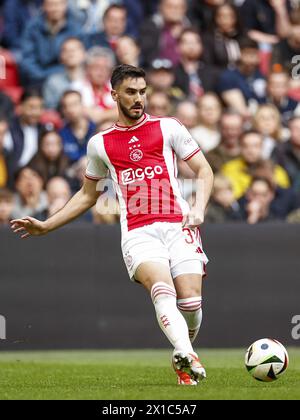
[121, 222, 209, 282]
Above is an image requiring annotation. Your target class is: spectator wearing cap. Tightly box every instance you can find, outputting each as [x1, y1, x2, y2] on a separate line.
[202, 2, 244, 72]
[4, 90, 45, 179]
[0, 188, 14, 226]
[84, 4, 128, 51]
[265, 70, 300, 126]
[59, 90, 96, 163]
[43, 37, 87, 110]
[139, 0, 191, 67]
[28, 130, 69, 185]
[21, 0, 82, 86]
[174, 29, 218, 102]
[272, 116, 300, 193]
[2, 0, 42, 59]
[12, 166, 48, 220]
[147, 59, 185, 103]
[206, 111, 243, 173]
[217, 38, 267, 118]
[222, 130, 290, 199]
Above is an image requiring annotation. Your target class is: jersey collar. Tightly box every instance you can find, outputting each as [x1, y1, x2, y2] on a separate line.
[114, 113, 149, 131]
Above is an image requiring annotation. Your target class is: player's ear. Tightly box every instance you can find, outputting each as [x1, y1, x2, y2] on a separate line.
[111, 89, 118, 102]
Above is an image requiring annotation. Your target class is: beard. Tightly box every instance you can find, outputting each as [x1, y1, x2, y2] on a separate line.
[119, 100, 145, 121]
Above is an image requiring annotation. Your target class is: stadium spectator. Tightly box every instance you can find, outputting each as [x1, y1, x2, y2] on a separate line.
[2, 0, 42, 59]
[45, 176, 71, 218]
[59, 90, 96, 163]
[222, 131, 290, 199]
[139, 0, 191, 67]
[84, 4, 128, 50]
[4, 90, 45, 177]
[69, 0, 110, 34]
[202, 2, 243, 72]
[146, 91, 172, 117]
[217, 38, 267, 118]
[12, 166, 48, 219]
[242, 177, 278, 224]
[191, 93, 222, 153]
[188, 0, 225, 33]
[115, 36, 141, 67]
[66, 155, 88, 193]
[0, 117, 9, 188]
[206, 111, 243, 173]
[43, 37, 87, 110]
[253, 104, 286, 159]
[240, 0, 292, 46]
[147, 59, 185, 103]
[21, 0, 82, 86]
[272, 116, 300, 193]
[0, 92, 15, 122]
[205, 174, 243, 223]
[28, 130, 70, 185]
[266, 70, 300, 126]
[0, 188, 14, 226]
[174, 28, 218, 101]
[272, 8, 300, 74]
[81, 47, 117, 124]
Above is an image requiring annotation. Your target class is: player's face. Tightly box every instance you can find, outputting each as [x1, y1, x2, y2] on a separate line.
[113, 78, 147, 121]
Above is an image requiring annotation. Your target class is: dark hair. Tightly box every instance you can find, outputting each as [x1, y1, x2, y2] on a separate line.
[239, 37, 259, 51]
[103, 4, 127, 20]
[60, 90, 82, 103]
[14, 165, 44, 183]
[111, 64, 146, 89]
[213, 1, 243, 35]
[20, 89, 43, 103]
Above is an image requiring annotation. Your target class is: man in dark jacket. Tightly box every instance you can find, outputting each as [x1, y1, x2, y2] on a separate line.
[21, 0, 82, 86]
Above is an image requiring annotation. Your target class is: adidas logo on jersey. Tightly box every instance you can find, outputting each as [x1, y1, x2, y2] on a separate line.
[128, 136, 140, 144]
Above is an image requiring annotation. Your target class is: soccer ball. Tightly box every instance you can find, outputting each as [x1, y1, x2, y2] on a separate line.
[245, 338, 289, 382]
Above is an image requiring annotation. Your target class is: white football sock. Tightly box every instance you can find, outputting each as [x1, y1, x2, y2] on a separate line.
[177, 297, 203, 343]
[151, 282, 194, 354]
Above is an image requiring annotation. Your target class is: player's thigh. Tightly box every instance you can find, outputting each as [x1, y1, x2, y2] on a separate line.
[135, 262, 174, 292]
[174, 273, 203, 299]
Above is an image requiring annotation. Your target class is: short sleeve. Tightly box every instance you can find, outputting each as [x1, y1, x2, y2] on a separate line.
[85, 136, 109, 180]
[169, 118, 201, 161]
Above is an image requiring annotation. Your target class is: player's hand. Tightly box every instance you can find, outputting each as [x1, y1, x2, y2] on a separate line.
[10, 217, 49, 239]
[183, 208, 204, 228]
[269, 0, 286, 12]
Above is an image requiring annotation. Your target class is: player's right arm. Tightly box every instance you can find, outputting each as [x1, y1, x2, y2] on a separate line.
[11, 134, 108, 239]
[10, 177, 101, 239]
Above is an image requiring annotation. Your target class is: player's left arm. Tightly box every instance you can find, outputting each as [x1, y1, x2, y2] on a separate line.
[184, 151, 214, 228]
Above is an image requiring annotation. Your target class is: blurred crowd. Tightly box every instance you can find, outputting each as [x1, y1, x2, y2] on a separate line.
[0, 0, 300, 226]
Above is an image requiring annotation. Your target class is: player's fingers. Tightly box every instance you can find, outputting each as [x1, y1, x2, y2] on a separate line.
[13, 227, 27, 234]
[21, 232, 31, 239]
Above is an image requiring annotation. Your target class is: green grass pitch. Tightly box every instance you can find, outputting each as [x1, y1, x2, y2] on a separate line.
[0, 349, 299, 400]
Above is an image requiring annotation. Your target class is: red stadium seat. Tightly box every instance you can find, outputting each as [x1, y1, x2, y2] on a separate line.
[0, 48, 23, 104]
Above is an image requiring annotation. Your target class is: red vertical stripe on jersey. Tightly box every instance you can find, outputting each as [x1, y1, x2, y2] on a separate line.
[102, 120, 183, 231]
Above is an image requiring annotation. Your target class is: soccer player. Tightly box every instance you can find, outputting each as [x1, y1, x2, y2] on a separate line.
[11, 65, 214, 385]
